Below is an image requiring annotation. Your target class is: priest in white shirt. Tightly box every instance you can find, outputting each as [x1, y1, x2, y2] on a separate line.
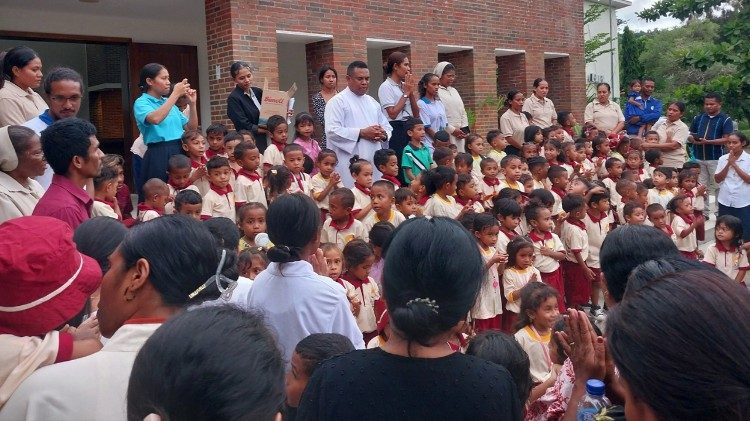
[325, 61, 392, 187]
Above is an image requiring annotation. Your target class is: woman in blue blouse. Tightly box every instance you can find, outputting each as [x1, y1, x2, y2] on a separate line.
[133, 63, 198, 197]
[417, 73, 448, 151]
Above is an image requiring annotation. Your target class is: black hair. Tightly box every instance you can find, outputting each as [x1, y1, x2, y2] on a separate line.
[93, 165, 118, 190]
[515, 282, 559, 331]
[203, 217, 241, 250]
[615, 178, 637, 196]
[329, 187, 355, 209]
[229, 61, 252, 79]
[716, 215, 744, 248]
[456, 173, 474, 192]
[655, 166, 674, 179]
[317, 148, 337, 163]
[605, 157, 622, 170]
[561, 193, 585, 213]
[1, 46, 39, 89]
[424, 166, 456, 196]
[73, 216, 127, 273]
[588, 188, 610, 206]
[500, 154, 522, 168]
[473, 212, 499, 233]
[591, 137, 608, 155]
[382, 217, 483, 349]
[265, 165, 292, 199]
[119, 215, 221, 305]
[524, 200, 548, 223]
[547, 165, 567, 182]
[458, 212, 477, 231]
[677, 169, 696, 186]
[557, 111, 573, 126]
[528, 188, 554, 208]
[497, 187, 522, 202]
[223, 131, 243, 145]
[418, 72, 438, 98]
[42, 67, 83, 95]
[526, 156, 547, 172]
[599, 224, 680, 302]
[730, 131, 750, 147]
[504, 89, 523, 107]
[348, 155, 372, 175]
[608, 269, 750, 420]
[506, 236, 534, 267]
[433, 147, 452, 165]
[266, 193, 320, 263]
[623, 201, 644, 219]
[480, 157, 498, 171]
[342, 239, 374, 271]
[369, 221, 395, 249]
[294, 333, 354, 378]
[238, 202, 267, 222]
[206, 123, 228, 136]
[238, 247, 269, 272]
[466, 331, 532, 406]
[127, 306, 285, 421]
[266, 115, 287, 135]
[645, 203, 665, 217]
[704, 92, 722, 103]
[317, 65, 338, 84]
[174, 189, 202, 211]
[180, 129, 203, 148]
[404, 116, 424, 133]
[346, 60, 368, 76]
[41, 118, 97, 175]
[233, 141, 259, 161]
[394, 187, 416, 205]
[487, 129, 502, 144]
[373, 148, 396, 170]
[434, 130, 450, 143]
[644, 149, 662, 165]
[6, 125, 37, 156]
[294, 111, 315, 131]
[206, 156, 231, 172]
[625, 256, 713, 298]
[454, 152, 473, 168]
[372, 179, 395, 197]
[523, 125, 542, 144]
[138, 63, 166, 92]
[492, 197, 523, 218]
[682, 161, 700, 170]
[666, 194, 688, 214]
[167, 154, 191, 172]
[384, 51, 408, 76]
[283, 143, 304, 157]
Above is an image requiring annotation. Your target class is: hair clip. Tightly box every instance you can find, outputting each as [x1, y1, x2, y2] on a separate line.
[270, 169, 278, 175]
[188, 249, 234, 299]
[406, 297, 440, 314]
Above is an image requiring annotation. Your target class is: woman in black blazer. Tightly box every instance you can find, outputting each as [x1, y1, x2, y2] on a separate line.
[227, 61, 268, 152]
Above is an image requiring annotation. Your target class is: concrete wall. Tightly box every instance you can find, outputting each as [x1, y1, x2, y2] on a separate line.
[584, 0, 622, 100]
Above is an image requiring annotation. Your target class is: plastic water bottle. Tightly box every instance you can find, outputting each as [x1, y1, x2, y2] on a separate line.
[576, 379, 611, 421]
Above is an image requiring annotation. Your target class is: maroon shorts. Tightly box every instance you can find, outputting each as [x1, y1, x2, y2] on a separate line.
[541, 267, 566, 313]
[562, 260, 596, 308]
[502, 311, 518, 333]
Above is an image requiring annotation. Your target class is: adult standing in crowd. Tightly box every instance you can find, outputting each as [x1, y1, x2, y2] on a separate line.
[227, 61, 268, 152]
[500, 90, 529, 156]
[310, 65, 338, 148]
[32, 118, 102, 230]
[0, 126, 45, 223]
[689, 92, 734, 218]
[133, 63, 198, 195]
[417, 72, 448, 151]
[325, 61, 391, 187]
[0, 215, 223, 420]
[714, 132, 750, 241]
[378, 52, 418, 166]
[0, 46, 47, 127]
[641, 101, 689, 168]
[522, 78, 557, 128]
[623, 77, 662, 136]
[433, 62, 469, 152]
[297, 217, 521, 420]
[583, 83, 625, 135]
[23, 67, 84, 189]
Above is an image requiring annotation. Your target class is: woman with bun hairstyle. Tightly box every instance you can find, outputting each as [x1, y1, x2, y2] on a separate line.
[297, 217, 522, 420]
[245, 193, 364, 363]
[0, 46, 47, 126]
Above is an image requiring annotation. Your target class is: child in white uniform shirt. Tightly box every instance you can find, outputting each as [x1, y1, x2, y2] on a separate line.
[201, 157, 236, 222]
[234, 142, 267, 208]
[350, 158, 374, 220]
[310, 150, 344, 219]
[423, 166, 465, 219]
[470, 214, 506, 333]
[703, 215, 749, 284]
[262, 115, 288, 172]
[502, 236, 541, 333]
[337, 239, 381, 343]
[284, 144, 311, 195]
[321, 188, 368, 249]
[668, 195, 702, 260]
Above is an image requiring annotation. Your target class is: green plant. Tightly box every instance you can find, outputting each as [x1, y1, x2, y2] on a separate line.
[585, 4, 616, 64]
[465, 108, 476, 129]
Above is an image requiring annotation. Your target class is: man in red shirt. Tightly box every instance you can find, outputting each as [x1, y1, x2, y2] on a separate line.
[33, 118, 103, 229]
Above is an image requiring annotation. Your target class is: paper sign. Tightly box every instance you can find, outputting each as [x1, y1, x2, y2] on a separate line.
[258, 78, 298, 126]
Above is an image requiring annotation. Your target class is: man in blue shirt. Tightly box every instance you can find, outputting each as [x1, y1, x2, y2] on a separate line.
[624, 77, 663, 136]
[688, 92, 734, 218]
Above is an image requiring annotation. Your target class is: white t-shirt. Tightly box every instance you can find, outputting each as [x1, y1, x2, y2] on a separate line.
[320, 217, 368, 249]
[560, 219, 589, 263]
[503, 266, 542, 313]
[529, 231, 565, 273]
[362, 209, 405, 232]
[340, 276, 380, 333]
[583, 212, 610, 268]
[702, 243, 749, 281]
[201, 188, 237, 222]
[309, 173, 342, 210]
[472, 246, 503, 320]
[423, 194, 461, 218]
[717, 151, 750, 208]
[671, 214, 696, 252]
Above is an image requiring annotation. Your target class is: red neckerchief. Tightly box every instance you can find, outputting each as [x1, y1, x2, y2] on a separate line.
[587, 210, 607, 224]
[123, 318, 166, 325]
[716, 241, 738, 253]
[354, 183, 371, 196]
[95, 198, 116, 209]
[597, 153, 608, 160]
[210, 183, 233, 196]
[483, 176, 500, 187]
[168, 177, 186, 190]
[273, 142, 285, 152]
[291, 173, 304, 191]
[551, 187, 566, 199]
[418, 196, 429, 206]
[190, 156, 207, 169]
[660, 224, 674, 236]
[499, 226, 518, 239]
[566, 218, 586, 230]
[564, 127, 575, 137]
[382, 175, 401, 187]
[330, 214, 355, 231]
[681, 188, 695, 198]
[206, 148, 224, 159]
[604, 175, 620, 183]
[548, 159, 560, 167]
[571, 161, 581, 172]
[137, 203, 163, 216]
[677, 213, 694, 225]
[238, 168, 261, 181]
[341, 272, 371, 297]
[455, 196, 471, 206]
[528, 230, 553, 244]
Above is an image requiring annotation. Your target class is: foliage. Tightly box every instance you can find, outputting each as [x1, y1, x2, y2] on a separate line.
[584, 4, 615, 64]
[618, 26, 644, 93]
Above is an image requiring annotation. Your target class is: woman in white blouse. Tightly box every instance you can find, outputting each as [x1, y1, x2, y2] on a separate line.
[715, 131, 750, 241]
[0, 126, 46, 223]
[522, 78, 557, 128]
[0, 46, 47, 127]
[433, 61, 469, 152]
[583, 83, 625, 135]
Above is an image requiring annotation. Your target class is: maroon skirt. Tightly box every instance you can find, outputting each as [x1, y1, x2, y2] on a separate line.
[562, 260, 591, 309]
[473, 315, 502, 333]
[541, 267, 566, 313]
[681, 250, 698, 260]
[502, 311, 518, 334]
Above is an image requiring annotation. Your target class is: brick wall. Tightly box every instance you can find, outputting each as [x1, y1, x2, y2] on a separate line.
[305, 40, 334, 138]
[545, 57, 573, 116]
[437, 50, 476, 116]
[205, 0, 586, 135]
[90, 90, 123, 139]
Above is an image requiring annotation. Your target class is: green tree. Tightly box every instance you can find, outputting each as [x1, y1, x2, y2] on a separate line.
[619, 26, 644, 93]
[639, 0, 750, 124]
[584, 4, 615, 64]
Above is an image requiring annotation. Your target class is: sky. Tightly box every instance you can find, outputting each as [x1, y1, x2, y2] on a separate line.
[617, 0, 683, 31]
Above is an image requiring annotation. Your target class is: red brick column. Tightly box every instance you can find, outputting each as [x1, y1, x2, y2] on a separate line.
[545, 57, 573, 115]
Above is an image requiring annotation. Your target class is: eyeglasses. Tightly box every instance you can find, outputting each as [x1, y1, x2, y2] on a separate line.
[49, 95, 82, 103]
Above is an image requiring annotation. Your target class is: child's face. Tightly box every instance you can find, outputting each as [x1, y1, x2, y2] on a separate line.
[597, 143, 611, 156]
[271, 123, 288, 144]
[591, 198, 610, 214]
[530, 296, 559, 330]
[491, 136, 508, 151]
[626, 154, 642, 169]
[328, 196, 351, 222]
[637, 189, 648, 206]
[182, 135, 206, 159]
[567, 178, 587, 195]
[669, 174, 678, 189]
[208, 166, 232, 188]
[550, 129, 565, 141]
[168, 166, 192, 189]
[531, 207, 554, 232]
[437, 157, 453, 167]
[296, 120, 315, 138]
[224, 139, 240, 161]
[467, 138, 484, 155]
[573, 149, 586, 163]
[475, 225, 500, 248]
[242, 133, 255, 143]
[458, 180, 479, 200]
[409, 176, 425, 197]
[152, 188, 171, 211]
[240, 207, 267, 239]
[609, 161, 624, 178]
[533, 164, 550, 180]
[441, 175, 458, 196]
[617, 142, 630, 155]
[176, 203, 202, 220]
[522, 144, 538, 159]
[631, 82, 641, 92]
[523, 178, 535, 193]
[101, 180, 118, 201]
[621, 186, 637, 202]
[502, 158, 523, 182]
[563, 146, 576, 163]
[286, 351, 310, 408]
[243, 255, 267, 280]
[207, 132, 225, 151]
[349, 254, 375, 280]
[584, 142, 593, 158]
[482, 161, 499, 178]
[552, 174, 569, 190]
[114, 165, 125, 187]
[284, 150, 305, 174]
[408, 125, 426, 143]
[324, 248, 343, 280]
[534, 131, 544, 144]
[353, 164, 373, 188]
[544, 145, 559, 162]
[645, 134, 659, 144]
[681, 176, 697, 191]
[515, 246, 535, 269]
[379, 155, 399, 177]
[676, 198, 693, 214]
[499, 214, 521, 231]
[715, 222, 735, 244]
[625, 207, 646, 225]
[689, 167, 700, 178]
[455, 162, 471, 175]
[239, 148, 261, 172]
[652, 171, 667, 188]
[396, 196, 418, 217]
[318, 155, 337, 177]
[370, 185, 394, 215]
[648, 209, 667, 229]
